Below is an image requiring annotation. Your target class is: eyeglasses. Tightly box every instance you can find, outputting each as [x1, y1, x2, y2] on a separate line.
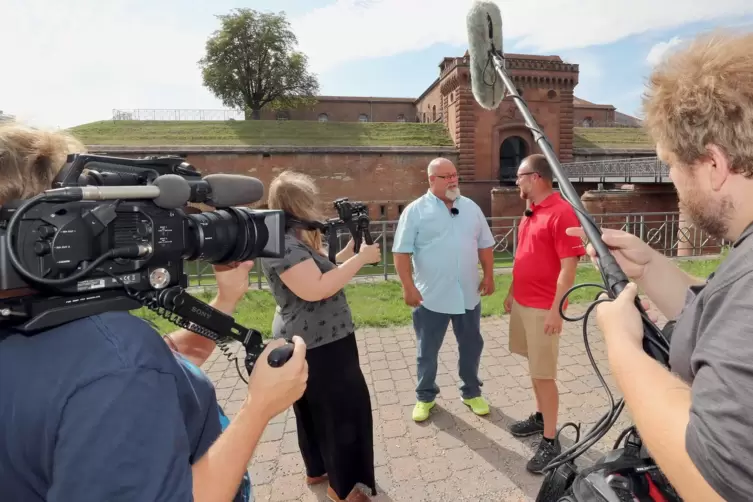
[516, 172, 539, 180]
[435, 173, 459, 180]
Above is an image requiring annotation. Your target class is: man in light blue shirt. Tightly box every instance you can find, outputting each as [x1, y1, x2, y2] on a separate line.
[392, 157, 496, 422]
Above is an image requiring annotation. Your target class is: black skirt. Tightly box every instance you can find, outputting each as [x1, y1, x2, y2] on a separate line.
[293, 332, 377, 499]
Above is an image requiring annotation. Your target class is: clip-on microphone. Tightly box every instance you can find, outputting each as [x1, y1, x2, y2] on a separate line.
[524, 208, 533, 217]
[450, 207, 459, 216]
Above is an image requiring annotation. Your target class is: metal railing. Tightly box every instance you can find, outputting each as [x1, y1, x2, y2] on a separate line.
[112, 109, 245, 121]
[184, 211, 727, 288]
[564, 157, 670, 183]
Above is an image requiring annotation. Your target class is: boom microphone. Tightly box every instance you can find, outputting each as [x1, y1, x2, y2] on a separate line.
[43, 174, 191, 209]
[464, 0, 668, 363]
[187, 174, 265, 207]
[465, 0, 675, 490]
[467, 1, 505, 110]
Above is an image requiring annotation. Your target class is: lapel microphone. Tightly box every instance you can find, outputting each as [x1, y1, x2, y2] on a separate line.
[524, 208, 533, 217]
[451, 207, 459, 216]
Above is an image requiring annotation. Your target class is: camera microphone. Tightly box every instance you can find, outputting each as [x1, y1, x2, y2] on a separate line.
[187, 174, 265, 207]
[43, 174, 191, 209]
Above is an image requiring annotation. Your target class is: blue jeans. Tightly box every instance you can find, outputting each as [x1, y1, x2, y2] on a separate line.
[412, 303, 484, 402]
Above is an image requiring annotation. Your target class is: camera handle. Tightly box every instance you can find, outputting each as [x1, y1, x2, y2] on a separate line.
[137, 286, 294, 376]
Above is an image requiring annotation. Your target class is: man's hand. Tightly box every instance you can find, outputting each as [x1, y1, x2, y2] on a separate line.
[478, 275, 495, 296]
[403, 285, 423, 307]
[213, 261, 255, 308]
[544, 309, 563, 335]
[246, 337, 308, 421]
[565, 227, 654, 281]
[595, 283, 658, 350]
[503, 294, 513, 313]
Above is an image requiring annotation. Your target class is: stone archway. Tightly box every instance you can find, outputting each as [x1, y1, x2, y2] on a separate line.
[499, 136, 529, 183]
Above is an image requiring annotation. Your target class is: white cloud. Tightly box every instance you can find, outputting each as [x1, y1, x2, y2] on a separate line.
[646, 37, 684, 66]
[292, 0, 753, 74]
[2, 0, 752, 129]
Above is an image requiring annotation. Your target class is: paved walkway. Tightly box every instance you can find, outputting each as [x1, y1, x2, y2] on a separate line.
[204, 305, 665, 502]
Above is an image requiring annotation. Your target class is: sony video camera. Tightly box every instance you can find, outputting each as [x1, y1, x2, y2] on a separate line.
[0, 153, 293, 375]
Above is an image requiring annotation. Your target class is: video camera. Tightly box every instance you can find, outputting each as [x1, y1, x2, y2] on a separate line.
[0, 153, 296, 378]
[287, 197, 374, 264]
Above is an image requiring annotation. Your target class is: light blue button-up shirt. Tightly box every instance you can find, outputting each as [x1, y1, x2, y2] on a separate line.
[392, 190, 495, 315]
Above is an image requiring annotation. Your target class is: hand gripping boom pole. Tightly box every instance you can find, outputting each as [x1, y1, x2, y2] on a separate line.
[484, 39, 670, 366]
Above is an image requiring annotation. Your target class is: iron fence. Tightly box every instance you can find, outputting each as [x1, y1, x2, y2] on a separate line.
[184, 211, 728, 288]
[112, 109, 245, 121]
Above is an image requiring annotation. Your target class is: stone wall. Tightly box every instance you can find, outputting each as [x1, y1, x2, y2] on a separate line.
[88, 145, 458, 220]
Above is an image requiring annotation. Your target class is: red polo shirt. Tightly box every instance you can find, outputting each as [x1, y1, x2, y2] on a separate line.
[512, 192, 586, 310]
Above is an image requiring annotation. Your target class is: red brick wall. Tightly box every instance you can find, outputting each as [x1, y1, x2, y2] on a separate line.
[258, 97, 416, 123]
[93, 147, 459, 221]
[574, 106, 615, 127]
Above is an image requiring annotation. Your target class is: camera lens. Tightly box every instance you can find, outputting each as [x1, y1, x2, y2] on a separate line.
[184, 207, 269, 264]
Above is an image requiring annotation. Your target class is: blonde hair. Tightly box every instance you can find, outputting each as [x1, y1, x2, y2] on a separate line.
[267, 170, 326, 251]
[642, 30, 753, 175]
[0, 122, 86, 203]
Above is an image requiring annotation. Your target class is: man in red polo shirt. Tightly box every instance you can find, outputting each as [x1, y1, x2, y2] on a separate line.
[503, 153, 585, 473]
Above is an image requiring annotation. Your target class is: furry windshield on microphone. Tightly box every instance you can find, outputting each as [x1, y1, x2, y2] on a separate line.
[466, 0, 505, 110]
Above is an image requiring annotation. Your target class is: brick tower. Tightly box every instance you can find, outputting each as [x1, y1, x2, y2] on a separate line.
[434, 51, 579, 209]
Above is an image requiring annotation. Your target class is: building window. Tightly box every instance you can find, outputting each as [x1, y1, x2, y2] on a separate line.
[397, 114, 406, 123]
[547, 90, 557, 99]
[380, 205, 386, 217]
[432, 105, 436, 121]
[358, 113, 369, 122]
[318, 113, 328, 122]
[398, 204, 405, 214]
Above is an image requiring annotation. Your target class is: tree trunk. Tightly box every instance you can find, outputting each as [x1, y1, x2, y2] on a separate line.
[245, 108, 261, 120]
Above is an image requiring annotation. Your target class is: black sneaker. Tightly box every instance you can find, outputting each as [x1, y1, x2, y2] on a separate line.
[509, 413, 544, 437]
[526, 438, 561, 474]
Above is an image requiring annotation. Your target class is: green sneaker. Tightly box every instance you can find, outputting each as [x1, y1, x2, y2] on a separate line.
[412, 400, 435, 422]
[463, 396, 490, 416]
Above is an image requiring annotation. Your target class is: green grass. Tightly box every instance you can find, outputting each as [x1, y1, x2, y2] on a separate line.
[135, 257, 721, 337]
[67, 120, 455, 147]
[573, 127, 653, 150]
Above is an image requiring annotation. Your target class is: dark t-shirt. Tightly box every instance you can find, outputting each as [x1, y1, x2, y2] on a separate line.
[669, 223, 753, 501]
[260, 232, 355, 349]
[0, 311, 251, 502]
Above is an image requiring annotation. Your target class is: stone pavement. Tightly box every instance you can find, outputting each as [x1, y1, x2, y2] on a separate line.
[204, 305, 666, 502]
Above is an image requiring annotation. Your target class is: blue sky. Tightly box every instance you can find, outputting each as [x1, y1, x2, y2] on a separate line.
[3, 0, 753, 128]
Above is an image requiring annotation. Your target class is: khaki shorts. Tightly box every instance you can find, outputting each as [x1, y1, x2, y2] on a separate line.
[508, 299, 559, 380]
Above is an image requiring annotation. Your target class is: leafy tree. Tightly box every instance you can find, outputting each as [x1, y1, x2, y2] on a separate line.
[199, 9, 319, 120]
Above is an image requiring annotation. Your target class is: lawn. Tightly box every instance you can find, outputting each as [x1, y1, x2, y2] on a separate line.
[135, 257, 721, 337]
[67, 120, 455, 147]
[68, 121, 654, 152]
[573, 127, 654, 150]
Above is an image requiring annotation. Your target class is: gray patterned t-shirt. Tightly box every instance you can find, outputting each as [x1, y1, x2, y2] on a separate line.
[260, 232, 355, 349]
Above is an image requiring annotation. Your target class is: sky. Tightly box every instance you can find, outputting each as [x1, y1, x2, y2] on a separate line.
[3, 0, 753, 129]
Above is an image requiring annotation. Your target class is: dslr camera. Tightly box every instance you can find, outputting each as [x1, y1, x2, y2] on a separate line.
[0, 153, 295, 375]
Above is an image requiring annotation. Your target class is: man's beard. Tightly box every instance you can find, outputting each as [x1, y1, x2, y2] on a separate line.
[446, 186, 461, 200]
[678, 186, 733, 241]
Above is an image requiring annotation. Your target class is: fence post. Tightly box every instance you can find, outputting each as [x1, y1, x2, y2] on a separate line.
[382, 219, 388, 281]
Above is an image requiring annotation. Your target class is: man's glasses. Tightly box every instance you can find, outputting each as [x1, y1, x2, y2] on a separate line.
[435, 173, 459, 180]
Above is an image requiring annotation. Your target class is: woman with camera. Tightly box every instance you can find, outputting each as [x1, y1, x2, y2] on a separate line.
[260, 171, 381, 502]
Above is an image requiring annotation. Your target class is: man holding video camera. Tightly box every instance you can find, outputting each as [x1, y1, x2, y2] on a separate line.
[567, 31, 753, 501]
[0, 123, 309, 502]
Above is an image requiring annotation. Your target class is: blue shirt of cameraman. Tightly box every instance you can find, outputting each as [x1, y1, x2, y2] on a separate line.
[0, 311, 252, 502]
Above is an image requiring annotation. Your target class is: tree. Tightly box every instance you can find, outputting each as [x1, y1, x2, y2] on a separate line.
[199, 8, 319, 120]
